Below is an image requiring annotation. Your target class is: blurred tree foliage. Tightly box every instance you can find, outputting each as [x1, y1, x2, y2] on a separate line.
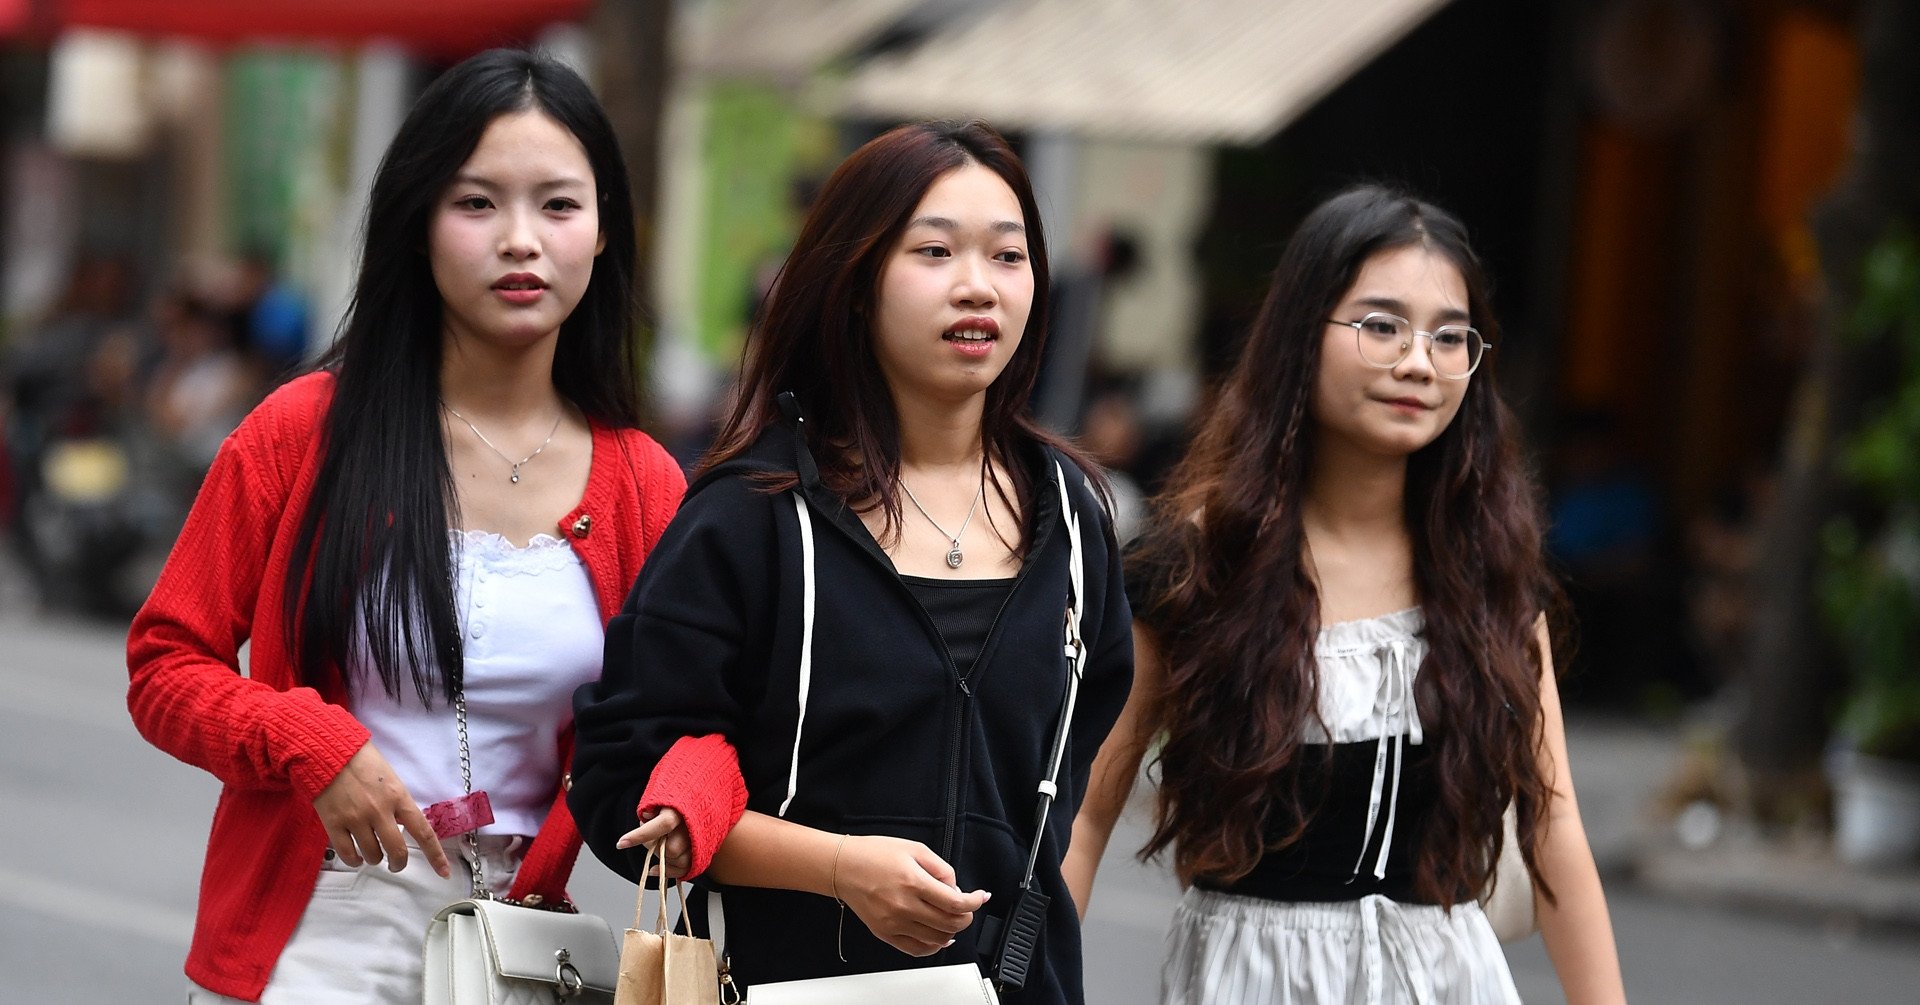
[1820, 229, 1920, 763]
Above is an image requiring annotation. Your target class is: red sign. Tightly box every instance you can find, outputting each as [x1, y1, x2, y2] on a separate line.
[1, 0, 32, 38]
[58, 0, 592, 57]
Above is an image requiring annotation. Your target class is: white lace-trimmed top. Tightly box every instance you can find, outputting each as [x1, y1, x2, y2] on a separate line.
[1307, 607, 1428, 745]
[348, 530, 603, 836]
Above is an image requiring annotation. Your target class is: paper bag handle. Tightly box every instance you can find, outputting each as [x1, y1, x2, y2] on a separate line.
[634, 843, 695, 936]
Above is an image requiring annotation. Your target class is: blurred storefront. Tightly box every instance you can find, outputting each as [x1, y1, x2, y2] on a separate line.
[0, 0, 593, 342]
[809, 0, 1860, 709]
[1156, 0, 1859, 707]
[0, 0, 1870, 710]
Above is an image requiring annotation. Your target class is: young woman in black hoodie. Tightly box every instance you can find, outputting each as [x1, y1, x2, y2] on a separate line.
[569, 121, 1133, 1004]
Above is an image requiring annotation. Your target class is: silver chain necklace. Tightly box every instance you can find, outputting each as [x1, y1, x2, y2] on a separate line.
[442, 403, 562, 485]
[900, 473, 985, 569]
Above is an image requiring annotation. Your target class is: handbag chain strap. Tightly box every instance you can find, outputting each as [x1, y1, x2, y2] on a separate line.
[456, 687, 489, 900]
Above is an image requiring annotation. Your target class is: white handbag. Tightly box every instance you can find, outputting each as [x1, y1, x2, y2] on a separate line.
[745, 963, 999, 1004]
[424, 897, 621, 1003]
[422, 685, 621, 1003]
[1479, 803, 1538, 943]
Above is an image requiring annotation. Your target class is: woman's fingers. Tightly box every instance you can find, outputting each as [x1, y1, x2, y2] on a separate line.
[834, 836, 994, 958]
[912, 903, 975, 936]
[312, 743, 450, 875]
[373, 816, 410, 873]
[897, 917, 963, 946]
[326, 826, 364, 867]
[616, 807, 685, 850]
[398, 802, 452, 878]
[919, 882, 990, 918]
[353, 819, 386, 866]
[884, 931, 952, 957]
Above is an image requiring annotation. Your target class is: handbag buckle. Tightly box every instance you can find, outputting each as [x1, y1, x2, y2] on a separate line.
[501, 894, 581, 914]
[554, 948, 584, 999]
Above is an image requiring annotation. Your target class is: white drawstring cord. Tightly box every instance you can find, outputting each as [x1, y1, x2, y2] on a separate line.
[1349, 638, 1421, 883]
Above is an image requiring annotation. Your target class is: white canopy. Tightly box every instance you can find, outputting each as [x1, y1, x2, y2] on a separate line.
[829, 0, 1454, 144]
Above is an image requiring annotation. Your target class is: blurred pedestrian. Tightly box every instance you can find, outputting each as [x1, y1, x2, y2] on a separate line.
[143, 293, 263, 474]
[570, 121, 1134, 1004]
[1, 254, 136, 592]
[1067, 186, 1626, 1004]
[235, 249, 314, 372]
[126, 49, 734, 1004]
[1079, 377, 1148, 544]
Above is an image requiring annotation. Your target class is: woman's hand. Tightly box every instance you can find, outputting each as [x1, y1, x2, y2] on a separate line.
[835, 835, 991, 958]
[617, 806, 692, 879]
[311, 741, 451, 877]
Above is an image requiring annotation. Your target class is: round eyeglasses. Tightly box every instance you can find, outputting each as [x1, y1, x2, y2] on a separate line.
[1327, 312, 1490, 379]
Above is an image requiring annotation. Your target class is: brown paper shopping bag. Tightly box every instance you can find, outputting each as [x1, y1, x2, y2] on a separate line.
[615, 847, 724, 1005]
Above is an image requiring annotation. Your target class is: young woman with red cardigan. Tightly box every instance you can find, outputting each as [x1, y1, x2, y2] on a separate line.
[126, 51, 743, 1002]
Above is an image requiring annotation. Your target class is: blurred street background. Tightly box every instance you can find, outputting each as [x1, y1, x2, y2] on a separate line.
[4, 0, 1920, 1001]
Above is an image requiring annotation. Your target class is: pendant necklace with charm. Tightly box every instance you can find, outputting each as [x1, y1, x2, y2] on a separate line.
[442, 403, 562, 485]
[901, 474, 984, 569]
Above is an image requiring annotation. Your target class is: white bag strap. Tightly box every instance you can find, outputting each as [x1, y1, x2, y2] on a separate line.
[779, 492, 817, 818]
[1013, 462, 1087, 886]
[707, 886, 727, 958]
[713, 491, 812, 972]
[719, 463, 1087, 962]
[1042, 460, 1087, 796]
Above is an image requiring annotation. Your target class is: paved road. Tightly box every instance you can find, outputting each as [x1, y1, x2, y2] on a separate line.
[4, 611, 1918, 1002]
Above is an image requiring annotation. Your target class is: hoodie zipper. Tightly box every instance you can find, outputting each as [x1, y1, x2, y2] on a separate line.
[931, 549, 1045, 860]
[800, 469, 1063, 861]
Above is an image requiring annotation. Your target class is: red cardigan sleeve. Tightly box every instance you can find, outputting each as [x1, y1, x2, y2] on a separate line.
[126, 399, 368, 804]
[638, 733, 749, 878]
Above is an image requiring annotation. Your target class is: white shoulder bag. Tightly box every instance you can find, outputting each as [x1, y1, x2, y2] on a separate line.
[1478, 803, 1538, 943]
[423, 686, 621, 1003]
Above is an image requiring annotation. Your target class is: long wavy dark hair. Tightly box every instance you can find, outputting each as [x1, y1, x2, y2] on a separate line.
[284, 49, 640, 704]
[699, 120, 1099, 539]
[1131, 184, 1563, 907]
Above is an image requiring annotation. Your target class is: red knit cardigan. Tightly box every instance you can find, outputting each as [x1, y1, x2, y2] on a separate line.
[127, 372, 746, 1001]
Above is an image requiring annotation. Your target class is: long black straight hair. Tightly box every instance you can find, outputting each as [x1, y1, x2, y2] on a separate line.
[284, 49, 639, 704]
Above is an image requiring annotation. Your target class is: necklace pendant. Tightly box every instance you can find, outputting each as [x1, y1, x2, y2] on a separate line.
[946, 546, 964, 569]
[510, 466, 521, 485]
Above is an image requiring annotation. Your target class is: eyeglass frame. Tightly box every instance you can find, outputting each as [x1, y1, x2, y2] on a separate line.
[1325, 311, 1492, 380]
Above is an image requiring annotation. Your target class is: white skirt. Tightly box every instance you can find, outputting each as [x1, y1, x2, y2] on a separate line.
[1162, 888, 1521, 1005]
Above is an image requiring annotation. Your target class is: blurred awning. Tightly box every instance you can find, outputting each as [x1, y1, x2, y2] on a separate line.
[688, 0, 925, 81]
[832, 0, 1454, 145]
[56, 0, 590, 57]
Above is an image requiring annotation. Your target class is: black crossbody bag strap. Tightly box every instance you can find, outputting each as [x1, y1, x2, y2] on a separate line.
[979, 460, 1087, 992]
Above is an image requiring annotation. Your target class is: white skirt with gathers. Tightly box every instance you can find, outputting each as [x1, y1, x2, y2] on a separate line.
[1162, 888, 1521, 1005]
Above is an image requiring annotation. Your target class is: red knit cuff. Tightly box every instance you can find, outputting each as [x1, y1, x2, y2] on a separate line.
[638, 734, 748, 879]
[281, 696, 372, 804]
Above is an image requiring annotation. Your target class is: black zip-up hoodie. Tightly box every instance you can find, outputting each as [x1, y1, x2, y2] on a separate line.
[570, 420, 1133, 1004]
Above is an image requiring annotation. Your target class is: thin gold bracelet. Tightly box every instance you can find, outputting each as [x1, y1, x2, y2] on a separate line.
[830, 832, 850, 902]
[832, 833, 851, 963]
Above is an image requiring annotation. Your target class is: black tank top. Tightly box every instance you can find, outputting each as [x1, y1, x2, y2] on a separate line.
[902, 575, 1016, 679]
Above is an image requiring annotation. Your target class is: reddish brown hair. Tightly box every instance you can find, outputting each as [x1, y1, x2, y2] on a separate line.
[699, 120, 1099, 536]
[1131, 184, 1563, 907]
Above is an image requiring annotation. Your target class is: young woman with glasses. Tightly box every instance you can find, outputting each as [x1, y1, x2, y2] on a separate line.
[1065, 185, 1627, 1004]
[569, 121, 1135, 1004]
